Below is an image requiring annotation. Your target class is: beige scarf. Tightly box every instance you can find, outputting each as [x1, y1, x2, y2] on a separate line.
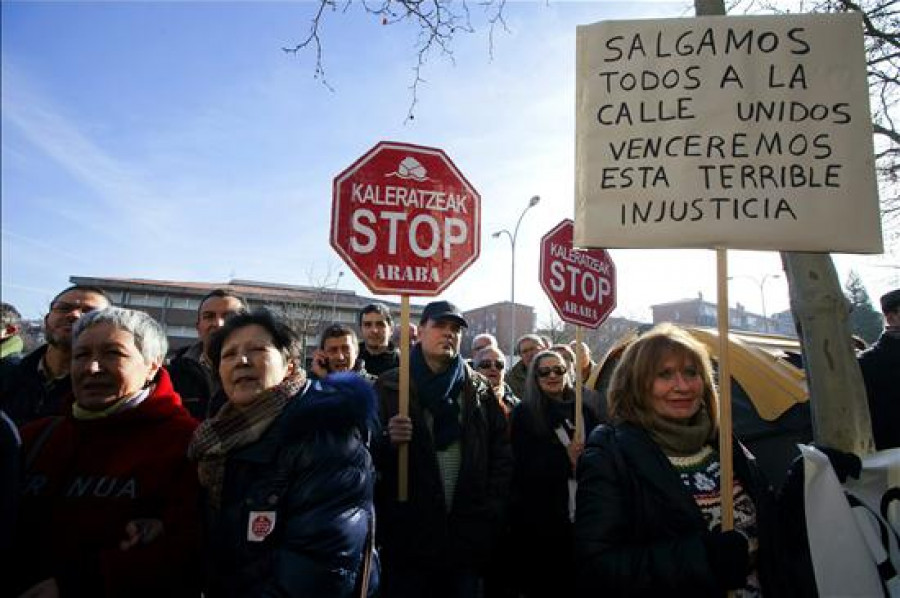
[188, 372, 307, 510]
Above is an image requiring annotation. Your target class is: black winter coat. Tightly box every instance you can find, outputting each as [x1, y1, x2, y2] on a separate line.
[575, 422, 788, 598]
[0, 345, 72, 426]
[358, 342, 400, 378]
[509, 396, 599, 597]
[372, 365, 513, 585]
[858, 332, 900, 449]
[204, 376, 378, 598]
[167, 343, 219, 420]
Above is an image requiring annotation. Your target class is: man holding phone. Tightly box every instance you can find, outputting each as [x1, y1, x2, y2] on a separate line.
[309, 323, 375, 382]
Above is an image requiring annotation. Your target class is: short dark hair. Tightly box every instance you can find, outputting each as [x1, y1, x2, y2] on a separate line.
[197, 288, 248, 319]
[1, 302, 22, 327]
[319, 323, 358, 349]
[207, 308, 300, 372]
[358, 303, 393, 327]
[881, 289, 900, 314]
[50, 285, 112, 309]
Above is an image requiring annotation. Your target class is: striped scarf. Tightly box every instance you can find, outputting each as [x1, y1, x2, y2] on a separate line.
[188, 372, 307, 510]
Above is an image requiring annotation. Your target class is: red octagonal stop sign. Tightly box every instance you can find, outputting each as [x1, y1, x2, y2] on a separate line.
[331, 141, 481, 296]
[540, 219, 616, 328]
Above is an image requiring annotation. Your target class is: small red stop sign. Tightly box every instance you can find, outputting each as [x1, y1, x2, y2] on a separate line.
[540, 219, 616, 328]
[331, 141, 481, 296]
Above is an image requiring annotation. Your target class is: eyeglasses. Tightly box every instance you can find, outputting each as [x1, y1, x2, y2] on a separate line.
[476, 360, 505, 370]
[537, 365, 567, 378]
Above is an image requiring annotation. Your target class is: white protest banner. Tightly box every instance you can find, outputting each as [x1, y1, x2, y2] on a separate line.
[575, 14, 882, 253]
[801, 445, 900, 596]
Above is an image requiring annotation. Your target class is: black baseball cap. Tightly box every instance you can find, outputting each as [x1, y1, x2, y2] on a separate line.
[420, 300, 468, 328]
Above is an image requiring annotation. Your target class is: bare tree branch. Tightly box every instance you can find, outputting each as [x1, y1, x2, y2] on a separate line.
[287, 0, 510, 122]
[282, 0, 336, 92]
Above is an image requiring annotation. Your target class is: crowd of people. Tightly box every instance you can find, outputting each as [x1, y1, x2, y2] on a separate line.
[0, 282, 895, 597]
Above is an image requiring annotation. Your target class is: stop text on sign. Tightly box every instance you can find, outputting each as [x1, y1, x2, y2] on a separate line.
[350, 190, 469, 260]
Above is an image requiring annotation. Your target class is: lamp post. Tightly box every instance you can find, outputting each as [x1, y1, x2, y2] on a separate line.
[727, 273, 781, 332]
[492, 195, 540, 358]
[331, 271, 344, 322]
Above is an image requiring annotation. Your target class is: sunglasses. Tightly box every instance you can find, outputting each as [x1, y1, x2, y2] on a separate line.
[476, 360, 505, 370]
[537, 365, 567, 378]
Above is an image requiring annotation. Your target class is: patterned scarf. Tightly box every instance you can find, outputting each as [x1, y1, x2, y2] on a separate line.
[188, 372, 307, 510]
[647, 405, 714, 458]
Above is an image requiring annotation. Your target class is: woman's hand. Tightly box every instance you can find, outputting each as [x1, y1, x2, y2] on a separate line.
[567, 440, 585, 471]
[18, 578, 59, 598]
[119, 518, 164, 551]
[387, 414, 412, 446]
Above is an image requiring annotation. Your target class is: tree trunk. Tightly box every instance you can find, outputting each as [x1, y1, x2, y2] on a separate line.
[781, 252, 875, 455]
[693, 0, 875, 457]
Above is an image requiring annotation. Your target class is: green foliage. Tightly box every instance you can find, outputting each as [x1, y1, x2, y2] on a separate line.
[845, 270, 884, 343]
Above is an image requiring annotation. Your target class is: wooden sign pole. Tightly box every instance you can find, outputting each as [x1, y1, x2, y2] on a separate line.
[398, 295, 410, 502]
[716, 248, 734, 533]
[574, 325, 585, 443]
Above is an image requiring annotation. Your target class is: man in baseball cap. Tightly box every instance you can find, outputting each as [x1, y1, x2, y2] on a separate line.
[372, 299, 512, 597]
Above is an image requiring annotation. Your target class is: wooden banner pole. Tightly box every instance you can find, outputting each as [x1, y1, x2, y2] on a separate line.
[716, 248, 734, 533]
[398, 295, 410, 502]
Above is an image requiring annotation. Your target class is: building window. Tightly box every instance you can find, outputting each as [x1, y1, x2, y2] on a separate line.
[169, 297, 200, 311]
[167, 325, 198, 339]
[128, 293, 165, 308]
[105, 291, 124, 304]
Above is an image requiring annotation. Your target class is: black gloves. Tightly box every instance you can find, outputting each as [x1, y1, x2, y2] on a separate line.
[703, 530, 750, 590]
[815, 445, 862, 483]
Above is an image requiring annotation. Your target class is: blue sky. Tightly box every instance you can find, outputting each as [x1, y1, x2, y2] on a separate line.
[3, 0, 897, 324]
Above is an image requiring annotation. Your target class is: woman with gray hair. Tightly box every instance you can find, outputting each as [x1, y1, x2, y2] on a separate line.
[11, 306, 201, 597]
[508, 349, 600, 597]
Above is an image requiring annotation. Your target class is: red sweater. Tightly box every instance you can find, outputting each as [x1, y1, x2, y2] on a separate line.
[13, 368, 201, 597]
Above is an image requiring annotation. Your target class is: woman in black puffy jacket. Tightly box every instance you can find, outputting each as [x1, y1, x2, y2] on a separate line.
[189, 308, 378, 598]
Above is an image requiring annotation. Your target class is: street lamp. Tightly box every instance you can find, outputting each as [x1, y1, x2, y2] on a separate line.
[492, 195, 540, 358]
[727, 273, 781, 332]
[331, 271, 344, 322]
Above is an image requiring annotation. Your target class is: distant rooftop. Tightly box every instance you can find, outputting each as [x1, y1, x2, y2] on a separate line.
[70, 275, 420, 310]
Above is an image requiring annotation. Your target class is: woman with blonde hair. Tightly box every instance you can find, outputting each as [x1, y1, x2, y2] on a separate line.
[575, 323, 782, 597]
